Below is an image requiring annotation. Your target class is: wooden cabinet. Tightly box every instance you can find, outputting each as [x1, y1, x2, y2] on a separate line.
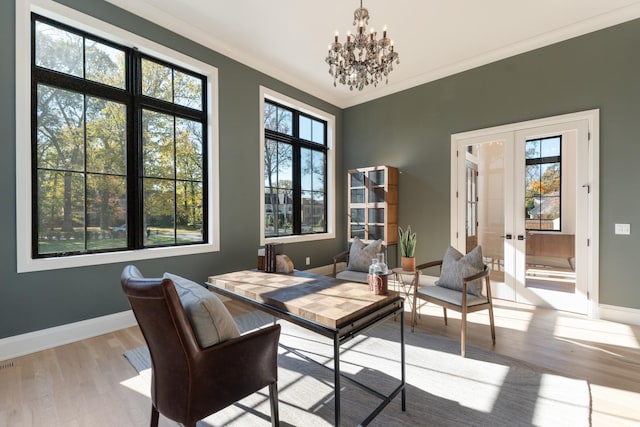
[347, 165, 398, 245]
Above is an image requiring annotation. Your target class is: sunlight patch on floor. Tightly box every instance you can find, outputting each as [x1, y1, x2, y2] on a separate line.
[553, 315, 640, 349]
[120, 369, 151, 397]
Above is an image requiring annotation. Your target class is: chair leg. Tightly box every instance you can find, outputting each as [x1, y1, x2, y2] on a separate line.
[442, 307, 448, 325]
[488, 302, 496, 344]
[411, 294, 418, 332]
[269, 382, 279, 427]
[150, 405, 159, 427]
[460, 307, 467, 358]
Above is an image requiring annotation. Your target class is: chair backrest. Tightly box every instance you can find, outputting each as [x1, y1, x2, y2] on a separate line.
[120, 265, 199, 422]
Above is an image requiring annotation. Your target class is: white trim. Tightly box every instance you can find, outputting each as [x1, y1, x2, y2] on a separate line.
[101, 0, 640, 109]
[598, 304, 640, 326]
[0, 310, 137, 361]
[450, 110, 600, 316]
[258, 86, 336, 246]
[16, 0, 220, 272]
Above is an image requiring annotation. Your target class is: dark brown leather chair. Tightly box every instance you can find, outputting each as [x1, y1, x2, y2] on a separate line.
[121, 265, 281, 427]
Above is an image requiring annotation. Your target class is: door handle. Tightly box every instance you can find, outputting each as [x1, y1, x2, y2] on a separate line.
[517, 235, 525, 240]
[500, 234, 513, 240]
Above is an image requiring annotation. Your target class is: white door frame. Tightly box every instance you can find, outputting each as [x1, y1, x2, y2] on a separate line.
[450, 110, 599, 317]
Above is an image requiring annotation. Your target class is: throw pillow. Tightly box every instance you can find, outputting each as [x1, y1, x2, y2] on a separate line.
[163, 272, 240, 348]
[346, 236, 383, 272]
[435, 245, 485, 296]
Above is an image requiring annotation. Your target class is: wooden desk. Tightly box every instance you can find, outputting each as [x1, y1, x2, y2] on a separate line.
[207, 270, 406, 426]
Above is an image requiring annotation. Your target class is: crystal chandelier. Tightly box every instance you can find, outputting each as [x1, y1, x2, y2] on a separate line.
[325, 0, 399, 91]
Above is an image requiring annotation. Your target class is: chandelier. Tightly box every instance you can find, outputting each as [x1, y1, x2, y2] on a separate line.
[325, 0, 399, 91]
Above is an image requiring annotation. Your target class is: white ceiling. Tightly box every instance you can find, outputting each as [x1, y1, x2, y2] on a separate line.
[106, 0, 640, 108]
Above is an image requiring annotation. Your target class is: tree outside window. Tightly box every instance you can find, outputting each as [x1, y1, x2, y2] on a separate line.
[32, 14, 208, 258]
[525, 136, 561, 231]
[263, 100, 327, 238]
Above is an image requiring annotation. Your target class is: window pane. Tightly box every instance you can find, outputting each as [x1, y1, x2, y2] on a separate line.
[175, 118, 203, 181]
[525, 139, 540, 159]
[142, 59, 172, 102]
[312, 151, 326, 190]
[278, 188, 293, 235]
[312, 120, 325, 145]
[176, 181, 203, 242]
[540, 163, 560, 194]
[264, 140, 292, 188]
[174, 70, 202, 110]
[301, 190, 313, 232]
[264, 188, 277, 237]
[142, 110, 174, 178]
[35, 21, 83, 78]
[541, 137, 561, 157]
[525, 164, 541, 195]
[301, 190, 325, 233]
[278, 108, 293, 135]
[86, 174, 127, 250]
[144, 178, 175, 246]
[86, 96, 126, 174]
[85, 39, 126, 89]
[299, 116, 311, 141]
[37, 85, 84, 171]
[37, 170, 85, 254]
[301, 148, 312, 191]
[264, 103, 293, 135]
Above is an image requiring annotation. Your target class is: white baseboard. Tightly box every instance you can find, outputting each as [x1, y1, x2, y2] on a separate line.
[0, 310, 137, 362]
[598, 304, 640, 326]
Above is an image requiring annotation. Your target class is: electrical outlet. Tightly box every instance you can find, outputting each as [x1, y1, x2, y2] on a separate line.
[615, 223, 631, 235]
[305, 257, 311, 265]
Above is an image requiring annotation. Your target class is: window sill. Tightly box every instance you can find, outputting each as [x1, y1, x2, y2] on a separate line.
[17, 242, 219, 273]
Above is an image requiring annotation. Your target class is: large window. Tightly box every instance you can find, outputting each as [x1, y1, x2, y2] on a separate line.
[262, 91, 333, 241]
[525, 136, 562, 231]
[31, 14, 208, 258]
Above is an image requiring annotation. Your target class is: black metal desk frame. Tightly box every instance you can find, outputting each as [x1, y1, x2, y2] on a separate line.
[206, 283, 406, 426]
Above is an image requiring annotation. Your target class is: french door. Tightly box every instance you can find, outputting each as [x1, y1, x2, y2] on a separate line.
[451, 111, 598, 315]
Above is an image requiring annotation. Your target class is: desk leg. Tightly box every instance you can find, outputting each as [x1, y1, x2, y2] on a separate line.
[334, 333, 340, 426]
[401, 308, 406, 411]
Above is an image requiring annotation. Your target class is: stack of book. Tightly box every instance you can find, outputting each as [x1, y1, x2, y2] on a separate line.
[264, 242, 283, 272]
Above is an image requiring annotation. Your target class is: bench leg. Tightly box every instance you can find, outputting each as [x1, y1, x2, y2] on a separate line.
[442, 307, 448, 325]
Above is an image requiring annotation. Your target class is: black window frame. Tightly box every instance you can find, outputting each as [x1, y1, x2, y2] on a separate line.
[264, 99, 328, 238]
[524, 135, 562, 232]
[31, 13, 209, 258]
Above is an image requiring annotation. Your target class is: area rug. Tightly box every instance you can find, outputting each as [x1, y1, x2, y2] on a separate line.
[124, 311, 591, 427]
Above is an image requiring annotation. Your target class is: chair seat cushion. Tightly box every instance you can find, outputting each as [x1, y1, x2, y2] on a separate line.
[164, 272, 240, 348]
[417, 283, 489, 307]
[335, 269, 369, 283]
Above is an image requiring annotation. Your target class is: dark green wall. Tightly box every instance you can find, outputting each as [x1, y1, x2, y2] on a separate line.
[0, 0, 344, 339]
[344, 19, 640, 310]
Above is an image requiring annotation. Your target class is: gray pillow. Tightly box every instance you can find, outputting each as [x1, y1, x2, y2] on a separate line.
[346, 237, 382, 272]
[435, 245, 485, 296]
[163, 272, 240, 348]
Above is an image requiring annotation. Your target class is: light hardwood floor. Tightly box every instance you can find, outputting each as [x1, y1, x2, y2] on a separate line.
[1, 298, 638, 427]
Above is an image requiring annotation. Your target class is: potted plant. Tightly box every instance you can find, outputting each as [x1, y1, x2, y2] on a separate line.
[398, 225, 417, 271]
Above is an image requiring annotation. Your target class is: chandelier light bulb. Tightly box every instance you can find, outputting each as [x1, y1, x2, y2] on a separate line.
[325, 1, 400, 91]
